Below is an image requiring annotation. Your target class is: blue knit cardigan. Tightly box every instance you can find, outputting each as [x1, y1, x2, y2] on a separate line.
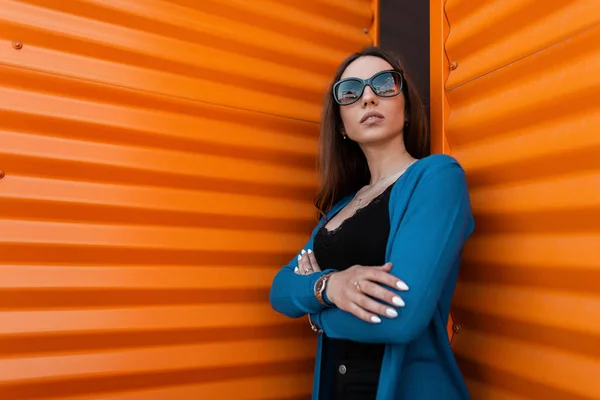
[269, 154, 474, 400]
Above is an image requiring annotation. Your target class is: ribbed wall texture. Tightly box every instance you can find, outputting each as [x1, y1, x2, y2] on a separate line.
[0, 1, 375, 398]
[443, 1, 600, 399]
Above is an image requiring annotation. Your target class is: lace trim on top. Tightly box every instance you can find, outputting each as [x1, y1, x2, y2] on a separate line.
[321, 183, 394, 236]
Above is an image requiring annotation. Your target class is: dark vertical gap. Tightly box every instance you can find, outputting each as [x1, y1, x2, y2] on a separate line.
[378, 0, 431, 148]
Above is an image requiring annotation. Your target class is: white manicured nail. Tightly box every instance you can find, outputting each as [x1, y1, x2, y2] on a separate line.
[301, 249, 306, 254]
[396, 281, 409, 291]
[386, 308, 398, 318]
[371, 316, 382, 323]
[294, 266, 299, 272]
[298, 254, 302, 261]
[307, 249, 312, 253]
[393, 296, 405, 307]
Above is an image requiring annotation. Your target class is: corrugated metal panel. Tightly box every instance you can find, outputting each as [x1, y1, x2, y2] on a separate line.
[0, 1, 375, 398]
[440, 0, 600, 399]
[430, 0, 455, 342]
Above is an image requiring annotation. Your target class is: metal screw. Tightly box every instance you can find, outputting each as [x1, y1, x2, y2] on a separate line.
[12, 40, 23, 50]
[450, 61, 458, 70]
[363, 28, 369, 34]
[0, 170, 5, 179]
[452, 323, 462, 334]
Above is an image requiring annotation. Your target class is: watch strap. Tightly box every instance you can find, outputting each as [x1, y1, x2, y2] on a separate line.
[314, 272, 334, 306]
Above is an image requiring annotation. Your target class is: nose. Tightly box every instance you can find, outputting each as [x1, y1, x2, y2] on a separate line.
[362, 85, 378, 107]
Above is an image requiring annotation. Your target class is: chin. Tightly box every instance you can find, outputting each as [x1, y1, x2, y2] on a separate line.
[352, 127, 399, 145]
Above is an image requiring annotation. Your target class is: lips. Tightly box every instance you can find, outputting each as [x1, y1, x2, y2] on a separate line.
[360, 111, 385, 124]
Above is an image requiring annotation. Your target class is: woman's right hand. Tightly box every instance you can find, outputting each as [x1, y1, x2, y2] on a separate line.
[326, 263, 409, 324]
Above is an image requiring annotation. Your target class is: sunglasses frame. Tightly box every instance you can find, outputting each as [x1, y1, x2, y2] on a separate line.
[332, 69, 404, 106]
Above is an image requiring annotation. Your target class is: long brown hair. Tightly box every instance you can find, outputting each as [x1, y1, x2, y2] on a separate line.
[314, 46, 429, 219]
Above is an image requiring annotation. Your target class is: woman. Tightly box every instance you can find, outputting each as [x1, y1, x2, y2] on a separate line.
[269, 46, 474, 400]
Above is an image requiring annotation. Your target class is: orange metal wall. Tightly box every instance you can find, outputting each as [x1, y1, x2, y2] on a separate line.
[0, 1, 376, 398]
[432, 0, 600, 399]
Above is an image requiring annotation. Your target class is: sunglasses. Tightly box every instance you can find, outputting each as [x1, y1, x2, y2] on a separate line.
[333, 70, 404, 106]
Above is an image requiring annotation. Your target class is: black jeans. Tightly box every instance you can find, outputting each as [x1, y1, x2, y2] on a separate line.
[332, 359, 380, 400]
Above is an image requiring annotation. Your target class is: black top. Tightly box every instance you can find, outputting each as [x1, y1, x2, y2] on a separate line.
[313, 183, 395, 400]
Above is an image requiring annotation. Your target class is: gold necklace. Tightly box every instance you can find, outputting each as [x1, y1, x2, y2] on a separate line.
[353, 159, 416, 207]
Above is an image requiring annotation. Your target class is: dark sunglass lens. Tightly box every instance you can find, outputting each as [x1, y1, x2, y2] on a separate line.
[372, 72, 401, 97]
[336, 79, 363, 104]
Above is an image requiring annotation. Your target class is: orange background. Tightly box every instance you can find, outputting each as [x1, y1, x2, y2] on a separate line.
[2, 0, 600, 399]
[0, 0, 377, 398]
[431, 0, 600, 398]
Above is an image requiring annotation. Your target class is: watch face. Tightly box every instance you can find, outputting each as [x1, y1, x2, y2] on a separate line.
[315, 279, 324, 292]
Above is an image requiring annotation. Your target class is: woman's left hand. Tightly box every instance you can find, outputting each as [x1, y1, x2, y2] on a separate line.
[294, 249, 322, 275]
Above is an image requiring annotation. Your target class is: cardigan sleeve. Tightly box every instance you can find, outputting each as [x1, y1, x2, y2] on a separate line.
[309, 164, 474, 343]
[269, 220, 338, 318]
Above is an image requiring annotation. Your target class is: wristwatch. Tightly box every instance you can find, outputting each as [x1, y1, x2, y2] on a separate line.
[314, 272, 334, 306]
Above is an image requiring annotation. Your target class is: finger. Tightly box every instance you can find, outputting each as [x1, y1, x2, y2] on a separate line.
[376, 262, 393, 271]
[294, 254, 302, 274]
[362, 267, 409, 292]
[354, 263, 391, 270]
[359, 280, 405, 308]
[295, 252, 309, 274]
[301, 250, 313, 274]
[352, 287, 398, 319]
[302, 250, 315, 273]
[299, 250, 313, 274]
[298, 254, 307, 275]
[306, 250, 321, 272]
[347, 301, 382, 324]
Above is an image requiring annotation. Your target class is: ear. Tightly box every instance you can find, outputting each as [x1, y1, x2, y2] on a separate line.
[340, 123, 348, 139]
